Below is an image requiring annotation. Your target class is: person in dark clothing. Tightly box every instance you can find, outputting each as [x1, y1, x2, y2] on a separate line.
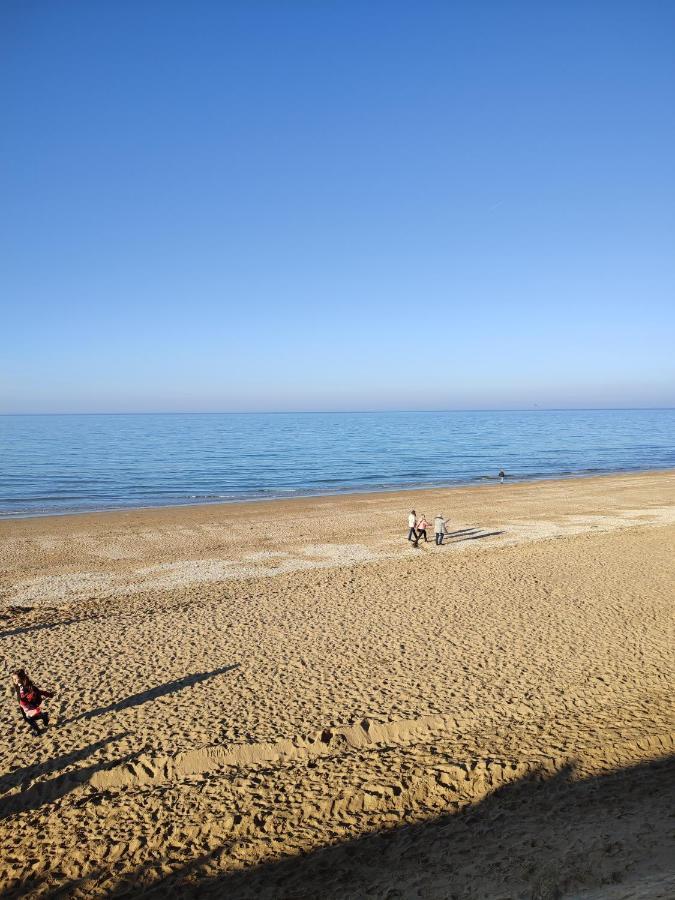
[13, 669, 54, 736]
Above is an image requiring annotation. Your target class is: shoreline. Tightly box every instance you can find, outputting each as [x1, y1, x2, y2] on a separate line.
[3, 469, 674, 607]
[2, 465, 675, 526]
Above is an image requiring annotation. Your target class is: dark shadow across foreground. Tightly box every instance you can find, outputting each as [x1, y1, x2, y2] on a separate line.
[86, 754, 675, 899]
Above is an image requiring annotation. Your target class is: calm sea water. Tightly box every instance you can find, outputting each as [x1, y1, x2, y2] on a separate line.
[1, 410, 673, 518]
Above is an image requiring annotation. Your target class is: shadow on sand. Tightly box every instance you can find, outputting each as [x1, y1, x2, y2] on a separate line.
[32, 752, 670, 899]
[0, 613, 105, 640]
[63, 664, 240, 724]
[0, 734, 140, 819]
[444, 527, 480, 538]
[453, 529, 505, 541]
[0, 732, 129, 799]
[436, 527, 505, 544]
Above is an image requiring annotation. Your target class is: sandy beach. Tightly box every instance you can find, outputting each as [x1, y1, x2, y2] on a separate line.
[1, 471, 674, 898]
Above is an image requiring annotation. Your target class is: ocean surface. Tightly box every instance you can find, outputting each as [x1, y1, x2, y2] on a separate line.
[1, 410, 674, 518]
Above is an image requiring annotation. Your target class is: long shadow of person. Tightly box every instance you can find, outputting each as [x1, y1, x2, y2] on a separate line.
[444, 528, 481, 538]
[0, 613, 105, 640]
[0, 732, 129, 798]
[0, 746, 143, 819]
[63, 663, 240, 725]
[454, 530, 505, 541]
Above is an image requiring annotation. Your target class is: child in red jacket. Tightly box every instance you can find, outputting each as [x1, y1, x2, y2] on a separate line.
[13, 669, 54, 736]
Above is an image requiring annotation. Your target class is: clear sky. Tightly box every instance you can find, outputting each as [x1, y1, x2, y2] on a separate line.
[2, 1, 674, 413]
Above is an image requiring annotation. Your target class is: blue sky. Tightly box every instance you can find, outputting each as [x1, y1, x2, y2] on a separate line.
[2, 1, 674, 413]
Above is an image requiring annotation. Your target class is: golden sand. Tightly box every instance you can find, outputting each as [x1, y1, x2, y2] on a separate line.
[1, 472, 674, 898]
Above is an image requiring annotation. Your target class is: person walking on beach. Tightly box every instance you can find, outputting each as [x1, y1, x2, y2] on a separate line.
[434, 514, 448, 545]
[13, 669, 54, 736]
[407, 510, 419, 547]
[499, 470, 506, 484]
[416, 514, 430, 542]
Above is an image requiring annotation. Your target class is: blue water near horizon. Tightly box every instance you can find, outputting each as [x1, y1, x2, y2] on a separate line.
[1, 410, 674, 518]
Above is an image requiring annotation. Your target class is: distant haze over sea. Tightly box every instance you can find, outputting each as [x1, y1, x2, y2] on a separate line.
[1, 410, 674, 518]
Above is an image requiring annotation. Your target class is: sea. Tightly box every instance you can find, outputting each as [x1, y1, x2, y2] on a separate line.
[1, 409, 674, 518]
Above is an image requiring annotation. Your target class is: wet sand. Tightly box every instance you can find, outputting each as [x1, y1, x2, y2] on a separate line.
[1, 471, 674, 898]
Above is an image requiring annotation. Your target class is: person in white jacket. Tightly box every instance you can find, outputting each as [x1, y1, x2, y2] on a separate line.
[407, 510, 418, 547]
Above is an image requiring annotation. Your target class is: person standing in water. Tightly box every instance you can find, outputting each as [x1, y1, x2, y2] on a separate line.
[407, 510, 419, 547]
[13, 669, 54, 736]
[499, 470, 506, 484]
[434, 514, 448, 545]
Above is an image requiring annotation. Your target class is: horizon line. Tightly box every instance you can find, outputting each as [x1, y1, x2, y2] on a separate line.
[1, 406, 674, 417]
